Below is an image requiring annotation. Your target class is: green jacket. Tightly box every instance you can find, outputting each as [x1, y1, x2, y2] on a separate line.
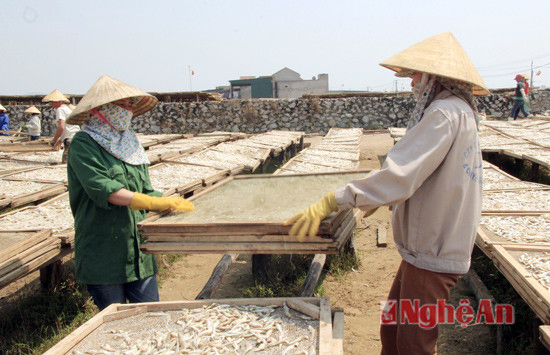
[67, 131, 161, 285]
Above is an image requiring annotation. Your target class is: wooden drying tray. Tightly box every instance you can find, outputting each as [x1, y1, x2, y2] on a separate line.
[43, 297, 343, 355]
[162, 159, 234, 183]
[491, 245, 550, 324]
[210, 144, 271, 164]
[196, 147, 262, 172]
[0, 141, 59, 152]
[140, 210, 356, 255]
[0, 179, 67, 209]
[166, 155, 245, 176]
[522, 153, 550, 169]
[138, 171, 368, 254]
[148, 162, 205, 197]
[475, 221, 550, 255]
[0, 165, 68, 184]
[0, 229, 69, 289]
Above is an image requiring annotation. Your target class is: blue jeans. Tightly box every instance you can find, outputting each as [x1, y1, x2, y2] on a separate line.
[86, 274, 159, 310]
[511, 100, 529, 119]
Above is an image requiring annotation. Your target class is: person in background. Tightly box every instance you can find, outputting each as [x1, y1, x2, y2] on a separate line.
[521, 73, 532, 116]
[509, 74, 529, 120]
[22, 105, 42, 140]
[285, 32, 487, 355]
[42, 89, 80, 163]
[66, 75, 194, 311]
[0, 104, 10, 135]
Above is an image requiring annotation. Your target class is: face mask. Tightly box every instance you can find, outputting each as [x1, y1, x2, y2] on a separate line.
[97, 103, 133, 132]
[412, 73, 429, 101]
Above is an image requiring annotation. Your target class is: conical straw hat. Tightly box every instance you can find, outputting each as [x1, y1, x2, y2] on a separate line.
[379, 32, 489, 96]
[0, 104, 6, 112]
[42, 89, 70, 103]
[24, 106, 41, 114]
[67, 75, 158, 125]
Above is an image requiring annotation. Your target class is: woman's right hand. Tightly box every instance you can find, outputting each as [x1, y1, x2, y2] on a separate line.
[130, 193, 194, 212]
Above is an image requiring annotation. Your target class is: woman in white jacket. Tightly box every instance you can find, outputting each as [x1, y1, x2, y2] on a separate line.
[285, 32, 489, 355]
[23, 106, 41, 140]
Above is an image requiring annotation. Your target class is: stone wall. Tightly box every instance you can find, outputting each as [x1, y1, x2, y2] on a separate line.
[5, 89, 549, 136]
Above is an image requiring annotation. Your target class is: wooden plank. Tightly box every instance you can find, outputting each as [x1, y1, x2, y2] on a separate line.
[377, 223, 387, 247]
[540, 325, 550, 351]
[196, 253, 238, 299]
[332, 311, 345, 355]
[145, 234, 331, 243]
[319, 297, 333, 355]
[103, 306, 148, 323]
[234, 169, 370, 180]
[0, 229, 52, 264]
[300, 254, 327, 297]
[42, 304, 117, 355]
[141, 241, 338, 254]
[286, 299, 321, 319]
[116, 297, 322, 311]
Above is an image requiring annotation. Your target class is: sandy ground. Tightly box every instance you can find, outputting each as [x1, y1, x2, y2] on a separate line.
[159, 133, 495, 354]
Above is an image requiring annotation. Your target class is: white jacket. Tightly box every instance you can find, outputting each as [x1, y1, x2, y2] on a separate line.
[27, 114, 41, 136]
[335, 91, 482, 274]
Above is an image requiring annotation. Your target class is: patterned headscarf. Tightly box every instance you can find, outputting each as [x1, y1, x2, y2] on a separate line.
[407, 75, 478, 130]
[81, 103, 150, 165]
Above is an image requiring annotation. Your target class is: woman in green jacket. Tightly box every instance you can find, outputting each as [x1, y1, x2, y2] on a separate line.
[66, 75, 193, 310]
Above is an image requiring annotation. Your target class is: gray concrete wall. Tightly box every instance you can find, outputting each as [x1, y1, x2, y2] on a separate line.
[276, 74, 329, 99]
[4, 89, 549, 136]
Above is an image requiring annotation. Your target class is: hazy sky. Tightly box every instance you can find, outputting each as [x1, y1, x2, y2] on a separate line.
[2, 0, 550, 95]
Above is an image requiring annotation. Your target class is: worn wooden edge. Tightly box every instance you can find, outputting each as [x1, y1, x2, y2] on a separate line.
[103, 306, 148, 323]
[43, 304, 118, 355]
[332, 311, 344, 355]
[286, 299, 321, 319]
[540, 325, 550, 351]
[318, 297, 334, 355]
[140, 241, 339, 254]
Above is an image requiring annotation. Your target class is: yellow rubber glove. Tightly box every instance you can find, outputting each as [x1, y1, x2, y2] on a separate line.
[284, 192, 338, 242]
[130, 192, 195, 212]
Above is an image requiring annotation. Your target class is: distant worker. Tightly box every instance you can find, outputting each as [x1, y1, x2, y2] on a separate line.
[285, 32, 487, 355]
[66, 75, 194, 310]
[521, 73, 532, 116]
[509, 74, 529, 120]
[0, 104, 10, 135]
[22, 106, 42, 140]
[42, 89, 80, 163]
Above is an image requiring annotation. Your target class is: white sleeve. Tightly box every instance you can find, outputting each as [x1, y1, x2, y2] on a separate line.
[335, 108, 456, 210]
[56, 107, 70, 121]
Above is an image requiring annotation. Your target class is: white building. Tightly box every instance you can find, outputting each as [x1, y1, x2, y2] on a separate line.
[272, 68, 329, 98]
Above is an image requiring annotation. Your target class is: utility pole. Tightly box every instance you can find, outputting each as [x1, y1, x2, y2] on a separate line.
[188, 65, 193, 91]
[530, 60, 534, 88]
